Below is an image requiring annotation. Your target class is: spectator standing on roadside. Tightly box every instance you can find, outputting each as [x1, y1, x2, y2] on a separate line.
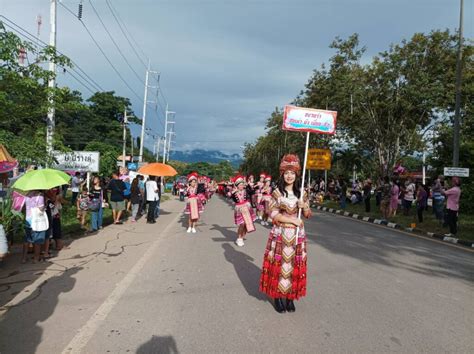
[442, 177, 461, 236]
[89, 176, 104, 232]
[402, 178, 415, 216]
[431, 175, 445, 223]
[22, 190, 48, 263]
[339, 177, 347, 210]
[71, 172, 83, 206]
[390, 177, 400, 217]
[146, 176, 159, 224]
[130, 177, 141, 222]
[138, 175, 146, 216]
[380, 176, 391, 220]
[416, 184, 428, 223]
[123, 177, 132, 213]
[363, 179, 372, 212]
[107, 171, 126, 224]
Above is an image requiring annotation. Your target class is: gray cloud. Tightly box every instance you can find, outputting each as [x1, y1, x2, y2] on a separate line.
[2, 0, 472, 155]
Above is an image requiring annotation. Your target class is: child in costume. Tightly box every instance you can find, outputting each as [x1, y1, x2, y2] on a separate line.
[184, 172, 203, 233]
[232, 175, 256, 247]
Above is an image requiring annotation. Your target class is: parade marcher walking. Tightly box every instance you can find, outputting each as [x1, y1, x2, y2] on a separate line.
[232, 175, 256, 247]
[261, 175, 273, 226]
[259, 154, 311, 313]
[185, 172, 203, 233]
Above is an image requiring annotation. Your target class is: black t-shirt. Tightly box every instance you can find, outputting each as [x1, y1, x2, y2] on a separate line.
[108, 179, 126, 202]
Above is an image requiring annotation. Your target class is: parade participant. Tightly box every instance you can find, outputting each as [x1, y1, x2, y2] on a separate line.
[246, 174, 255, 207]
[259, 154, 311, 313]
[254, 173, 266, 220]
[197, 177, 207, 206]
[261, 175, 273, 226]
[232, 175, 257, 247]
[185, 172, 203, 233]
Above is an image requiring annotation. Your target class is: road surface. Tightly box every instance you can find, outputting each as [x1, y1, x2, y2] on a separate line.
[0, 195, 473, 353]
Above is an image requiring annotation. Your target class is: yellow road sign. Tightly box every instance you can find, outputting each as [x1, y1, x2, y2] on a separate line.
[306, 148, 331, 170]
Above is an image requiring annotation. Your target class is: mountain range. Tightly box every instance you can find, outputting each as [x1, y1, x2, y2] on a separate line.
[169, 149, 243, 167]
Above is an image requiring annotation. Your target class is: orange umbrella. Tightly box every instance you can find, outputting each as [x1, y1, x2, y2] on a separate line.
[138, 163, 178, 177]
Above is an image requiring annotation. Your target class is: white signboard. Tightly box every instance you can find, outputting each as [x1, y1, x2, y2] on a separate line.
[444, 167, 469, 177]
[53, 151, 100, 172]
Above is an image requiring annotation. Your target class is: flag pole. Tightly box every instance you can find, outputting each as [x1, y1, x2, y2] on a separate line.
[296, 131, 310, 244]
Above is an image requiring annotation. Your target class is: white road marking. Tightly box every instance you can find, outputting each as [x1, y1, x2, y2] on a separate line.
[62, 212, 182, 354]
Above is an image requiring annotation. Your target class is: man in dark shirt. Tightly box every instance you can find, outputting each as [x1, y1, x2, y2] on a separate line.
[107, 171, 126, 224]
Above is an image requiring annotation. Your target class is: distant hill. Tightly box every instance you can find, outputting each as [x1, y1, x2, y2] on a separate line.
[169, 149, 242, 167]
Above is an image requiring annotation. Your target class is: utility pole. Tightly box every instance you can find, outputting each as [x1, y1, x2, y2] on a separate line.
[139, 60, 150, 163]
[453, 0, 464, 167]
[163, 107, 175, 163]
[46, 0, 57, 157]
[166, 131, 175, 162]
[122, 108, 128, 168]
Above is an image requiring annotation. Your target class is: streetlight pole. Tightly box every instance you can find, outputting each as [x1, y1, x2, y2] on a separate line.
[453, 0, 464, 167]
[46, 0, 57, 157]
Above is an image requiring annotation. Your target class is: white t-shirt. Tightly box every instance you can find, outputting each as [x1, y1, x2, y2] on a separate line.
[146, 180, 159, 201]
[404, 183, 415, 201]
[71, 176, 82, 193]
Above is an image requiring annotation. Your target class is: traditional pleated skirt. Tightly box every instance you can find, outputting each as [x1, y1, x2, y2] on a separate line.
[234, 202, 257, 231]
[259, 224, 307, 300]
[184, 197, 203, 220]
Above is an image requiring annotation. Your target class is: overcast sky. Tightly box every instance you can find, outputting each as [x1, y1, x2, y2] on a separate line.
[1, 0, 472, 154]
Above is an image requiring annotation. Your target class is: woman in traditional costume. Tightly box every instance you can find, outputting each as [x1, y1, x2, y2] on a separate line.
[254, 173, 266, 220]
[259, 154, 311, 313]
[246, 174, 255, 208]
[232, 175, 256, 247]
[184, 172, 203, 233]
[261, 175, 273, 226]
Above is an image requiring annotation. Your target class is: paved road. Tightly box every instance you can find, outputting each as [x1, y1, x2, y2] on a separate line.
[0, 196, 473, 353]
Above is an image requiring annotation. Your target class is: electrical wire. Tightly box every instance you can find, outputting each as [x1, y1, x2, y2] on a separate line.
[104, 0, 148, 69]
[58, 2, 143, 101]
[104, 0, 149, 63]
[1, 21, 97, 94]
[88, 0, 145, 85]
[0, 15, 103, 92]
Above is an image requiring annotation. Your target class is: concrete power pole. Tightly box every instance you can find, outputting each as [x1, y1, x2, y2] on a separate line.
[46, 0, 57, 157]
[122, 108, 128, 168]
[139, 61, 150, 163]
[453, 0, 464, 167]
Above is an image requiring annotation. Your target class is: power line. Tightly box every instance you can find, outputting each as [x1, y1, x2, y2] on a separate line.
[104, 0, 148, 69]
[88, 0, 145, 85]
[0, 15, 103, 92]
[58, 2, 143, 101]
[1, 21, 98, 94]
[104, 0, 149, 62]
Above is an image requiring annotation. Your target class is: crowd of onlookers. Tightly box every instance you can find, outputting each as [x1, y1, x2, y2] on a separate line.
[15, 169, 163, 263]
[309, 174, 462, 237]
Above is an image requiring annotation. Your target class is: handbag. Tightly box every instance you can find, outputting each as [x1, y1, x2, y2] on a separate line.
[31, 207, 49, 232]
[88, 198, 101, 211]
[11, 191, 26, 212]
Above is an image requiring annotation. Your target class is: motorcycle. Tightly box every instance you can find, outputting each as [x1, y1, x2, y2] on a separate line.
[179, 187, 185, 201]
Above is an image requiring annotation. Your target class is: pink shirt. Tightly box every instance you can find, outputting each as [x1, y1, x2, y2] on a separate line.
[444, 186, 461, 211]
